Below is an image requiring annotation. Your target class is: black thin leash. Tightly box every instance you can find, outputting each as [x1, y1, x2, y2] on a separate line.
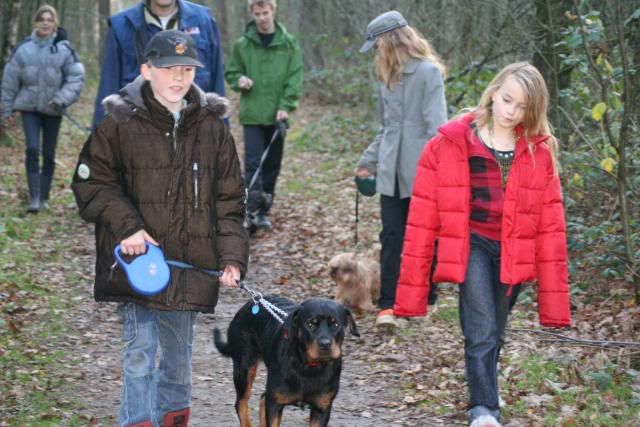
[62, 110, 91, 134]
[354, 186, 360, 246]
[246, 121, 286, 192]
[165, 260, 288, 324]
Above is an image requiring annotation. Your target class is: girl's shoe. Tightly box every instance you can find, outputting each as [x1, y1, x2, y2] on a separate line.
[375, 309, 398, 327]
[470, 415, 502, 427]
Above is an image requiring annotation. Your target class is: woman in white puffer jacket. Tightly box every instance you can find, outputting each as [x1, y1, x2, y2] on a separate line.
[1, 4, 84, 213]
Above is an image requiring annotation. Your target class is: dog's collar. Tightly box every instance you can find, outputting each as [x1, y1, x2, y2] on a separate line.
[306, 360, 327, 367]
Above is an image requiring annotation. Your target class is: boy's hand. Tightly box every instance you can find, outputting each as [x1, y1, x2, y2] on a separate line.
[276, 110, 289, 121]
[220, 265, 240, 288]
[119, 229, 159, 255]
[238, 75, 253, 90]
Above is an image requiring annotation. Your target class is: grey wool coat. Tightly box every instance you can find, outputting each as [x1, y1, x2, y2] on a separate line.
[358, 58, 447, 198]
[1, 30, 85, 120]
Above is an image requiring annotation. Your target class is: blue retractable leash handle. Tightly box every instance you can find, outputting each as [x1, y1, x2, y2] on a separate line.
[114, 243, 223, 296]
[114, 243, 172, 295]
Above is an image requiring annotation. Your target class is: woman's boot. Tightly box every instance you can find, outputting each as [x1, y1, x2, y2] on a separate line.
[40, 174, 53, 209]
[27, 173, 40, 214]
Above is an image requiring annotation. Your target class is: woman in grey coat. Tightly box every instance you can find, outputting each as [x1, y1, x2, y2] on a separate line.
[1, 5, 85, 213]
[356, 11, 447, 327]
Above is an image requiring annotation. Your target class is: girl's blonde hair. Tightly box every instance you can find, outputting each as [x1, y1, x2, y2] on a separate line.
[32, 4, 58, 28]
[374, 25, 446, 89]
[474, 62, 559, 171]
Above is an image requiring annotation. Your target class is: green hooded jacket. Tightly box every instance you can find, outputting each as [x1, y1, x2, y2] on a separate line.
[225, 21, 303, 125]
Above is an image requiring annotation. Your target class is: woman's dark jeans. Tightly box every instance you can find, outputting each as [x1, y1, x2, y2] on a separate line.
[459, 233, 521, 423]
[379, 190, 438, 310]
[21, 111, 62, 176]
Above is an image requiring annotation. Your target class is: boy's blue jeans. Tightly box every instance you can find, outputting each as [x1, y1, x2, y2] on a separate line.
[459, 234, 520, 423]
[118, 303, 197, 427]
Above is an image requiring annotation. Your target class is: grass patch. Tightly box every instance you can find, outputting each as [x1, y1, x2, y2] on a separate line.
[504, 353, 640, 425]
[0, 85, 96, 425]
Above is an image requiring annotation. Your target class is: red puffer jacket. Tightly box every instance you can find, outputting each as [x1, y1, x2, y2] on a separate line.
[393, 113, 571, 327]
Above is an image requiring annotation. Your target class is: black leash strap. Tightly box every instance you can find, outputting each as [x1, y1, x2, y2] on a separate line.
[165, 260, 223, 276]
[354, 186, 359, 246]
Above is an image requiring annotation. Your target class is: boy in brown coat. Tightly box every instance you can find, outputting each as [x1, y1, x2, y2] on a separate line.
[72, 30, 249, 427]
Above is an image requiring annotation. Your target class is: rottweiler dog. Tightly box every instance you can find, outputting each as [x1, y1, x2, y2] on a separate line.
[213, 296, 360, 427]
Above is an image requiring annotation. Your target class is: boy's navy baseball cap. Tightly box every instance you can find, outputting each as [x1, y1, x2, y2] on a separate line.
[144, 30, 204, 68]
[360, 10, 408, 53]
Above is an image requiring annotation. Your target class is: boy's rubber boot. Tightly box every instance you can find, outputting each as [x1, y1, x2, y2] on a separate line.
[40, 174, 53, 209]
[125, 422, 153, 427]
[163, 408, 190, 427]
[27, 173, 40, 214]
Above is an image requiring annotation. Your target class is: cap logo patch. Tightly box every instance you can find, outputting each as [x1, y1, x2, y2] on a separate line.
[175, 41, 186, 55]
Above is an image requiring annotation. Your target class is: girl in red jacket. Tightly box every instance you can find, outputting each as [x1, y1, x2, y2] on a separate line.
[393, 62, 571, 427]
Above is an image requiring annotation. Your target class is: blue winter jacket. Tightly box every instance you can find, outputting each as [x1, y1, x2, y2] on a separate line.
[92, 0, 225, 126]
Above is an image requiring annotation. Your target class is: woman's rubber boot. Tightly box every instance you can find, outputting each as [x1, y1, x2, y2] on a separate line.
[27, 173, 40, 214]
[163, 408, 190, 427]
[40, 174, 53, 209]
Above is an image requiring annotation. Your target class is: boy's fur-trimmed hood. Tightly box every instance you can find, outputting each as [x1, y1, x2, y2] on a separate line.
[102, 75, 230, 122]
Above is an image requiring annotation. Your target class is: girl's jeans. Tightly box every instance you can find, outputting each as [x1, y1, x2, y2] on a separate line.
[118, 303, 197, 427]
[21, 111, 62, 176]
[459, 234, 521, 423]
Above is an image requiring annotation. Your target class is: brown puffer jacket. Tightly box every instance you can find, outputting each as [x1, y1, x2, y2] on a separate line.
[72, 76, 249, 313]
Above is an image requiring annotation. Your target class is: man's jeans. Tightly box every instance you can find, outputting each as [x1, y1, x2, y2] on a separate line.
[21, 111, 62, 176]
[459, 234, 520, 423]
[118, 303, 197, 427]
[244, 124, 284, 212]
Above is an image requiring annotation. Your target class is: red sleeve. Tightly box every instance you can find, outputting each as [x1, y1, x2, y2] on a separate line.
[535, 162, 571, 327]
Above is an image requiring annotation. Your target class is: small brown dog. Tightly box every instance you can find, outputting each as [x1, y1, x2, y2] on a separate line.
[328, 252, 380, 315]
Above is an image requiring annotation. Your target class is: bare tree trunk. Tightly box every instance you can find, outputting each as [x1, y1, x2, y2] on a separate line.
[217, 0, 228, 50]
[532, 0, 573, 145]
[0, 0, 21, 71]
[612, 0, 639, 304]
[98, 0, 110, 66]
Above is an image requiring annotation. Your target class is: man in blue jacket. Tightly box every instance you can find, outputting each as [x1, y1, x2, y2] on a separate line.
[93, 0, 225, 126]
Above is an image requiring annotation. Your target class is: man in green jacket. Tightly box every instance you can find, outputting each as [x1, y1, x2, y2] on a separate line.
[225, 0, 303, 231]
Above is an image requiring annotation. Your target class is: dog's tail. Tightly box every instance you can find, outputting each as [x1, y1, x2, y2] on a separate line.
[213, 328, 233, 357]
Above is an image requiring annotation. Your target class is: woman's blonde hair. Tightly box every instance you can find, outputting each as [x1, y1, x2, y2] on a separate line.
[32, 4, 58, 28]
[374, 25, 446, 89]
[474, 62, 559, 171]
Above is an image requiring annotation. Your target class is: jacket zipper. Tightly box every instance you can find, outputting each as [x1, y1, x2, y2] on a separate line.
[193, 162, 199, 209]
[166, 116, 181, 306]
[172, 119, 179, 152]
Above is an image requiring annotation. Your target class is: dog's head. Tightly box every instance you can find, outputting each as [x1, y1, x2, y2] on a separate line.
[290, 298, 359, 362]
[328, 253, 359, 285]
